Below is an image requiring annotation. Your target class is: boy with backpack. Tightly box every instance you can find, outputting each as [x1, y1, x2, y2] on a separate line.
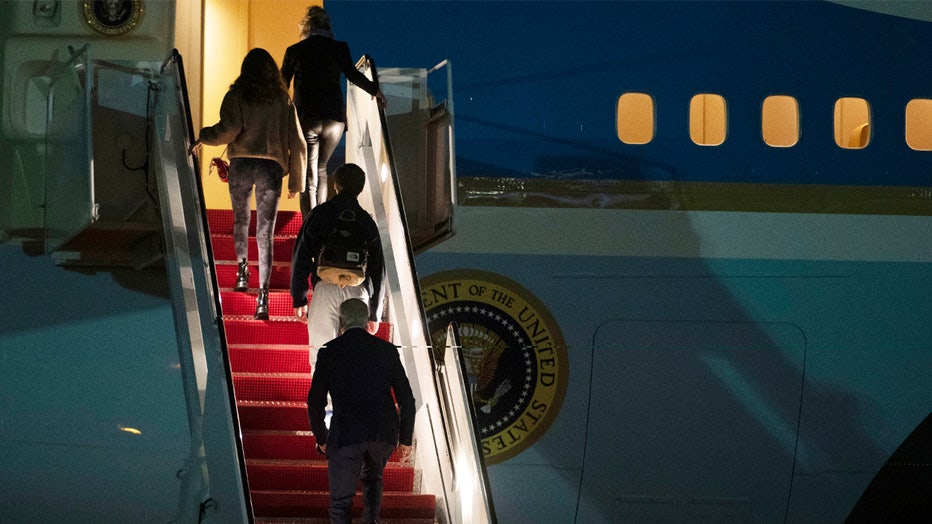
[290, 163, 385, 365]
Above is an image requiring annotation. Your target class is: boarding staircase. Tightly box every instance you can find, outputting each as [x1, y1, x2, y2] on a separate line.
[150, 53, 495, 524]
[14, 47, 491, 522]
[207, 207, 436, 521]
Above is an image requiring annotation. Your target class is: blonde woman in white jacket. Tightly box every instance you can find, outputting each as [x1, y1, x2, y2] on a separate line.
[195, 48, 307, 319]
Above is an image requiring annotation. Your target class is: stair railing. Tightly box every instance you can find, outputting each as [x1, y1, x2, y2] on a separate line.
[43, 44, 94, 253]
[346, 55, 496, 524]
[436, 322, 498, 523]
[150, 50, 252, 523]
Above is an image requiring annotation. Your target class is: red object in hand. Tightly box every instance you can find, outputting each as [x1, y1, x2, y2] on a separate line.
[210, 157, 230, 182]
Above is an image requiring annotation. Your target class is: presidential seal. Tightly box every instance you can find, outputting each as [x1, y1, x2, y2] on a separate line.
[83, 0, 143, 36]
[421, 269, 567, 464]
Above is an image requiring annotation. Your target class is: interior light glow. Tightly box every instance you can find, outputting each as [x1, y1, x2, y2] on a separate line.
[118, 425, 142, 435]
[380, 162, 389, 183]
[456, 454, 475, 522]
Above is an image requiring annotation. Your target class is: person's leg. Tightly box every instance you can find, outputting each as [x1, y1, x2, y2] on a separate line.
[306, 282, 341, 367]
[300, 119, 323, 217]
[227, 158, 255, 271]
[252, 160, 283, 289]
[327, 443, 366, 524]
[251, 159, 283, 319]
[359, 441, 395, 523]
[314, 120, 346, 205]
[306, 284, 370, 368]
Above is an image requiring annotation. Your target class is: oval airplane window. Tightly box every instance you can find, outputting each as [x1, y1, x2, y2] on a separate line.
[617, 92, 654, 145]
[690, 93, 727, 146]
[906, 98, 932, 151]
[762, 95, 799, 148]
[834, 97, 871, 149]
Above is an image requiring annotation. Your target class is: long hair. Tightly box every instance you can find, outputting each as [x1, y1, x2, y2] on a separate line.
[230, 48, 290, 105]
[299, 5, 331, 39]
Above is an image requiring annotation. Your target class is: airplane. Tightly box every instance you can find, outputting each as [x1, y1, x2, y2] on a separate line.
[335, 1, 932, 522]
[1, 1, 930, 523]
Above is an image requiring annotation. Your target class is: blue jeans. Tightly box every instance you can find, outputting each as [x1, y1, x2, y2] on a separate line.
[228, 158, 283, 288]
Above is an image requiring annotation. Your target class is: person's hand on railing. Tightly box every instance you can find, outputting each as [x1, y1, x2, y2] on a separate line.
[189, 139, 202, 156]
[375, 91, 387, 108]
[398, 444, 412, 464]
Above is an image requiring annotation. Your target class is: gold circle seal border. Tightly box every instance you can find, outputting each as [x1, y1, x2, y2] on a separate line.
[83, 0, 144, 36]
[420, 269, 568, 464]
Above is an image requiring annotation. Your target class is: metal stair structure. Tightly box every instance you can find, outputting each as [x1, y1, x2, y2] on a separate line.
[207, 208, 437, 522]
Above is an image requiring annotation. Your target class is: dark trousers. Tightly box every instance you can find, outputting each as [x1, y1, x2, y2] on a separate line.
[300, 118, 345, 217]
[327, 440, 395, 524]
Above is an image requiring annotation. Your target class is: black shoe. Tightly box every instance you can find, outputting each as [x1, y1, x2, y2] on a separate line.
[234, 259, 249, 292]
[254, 287, 269, 320]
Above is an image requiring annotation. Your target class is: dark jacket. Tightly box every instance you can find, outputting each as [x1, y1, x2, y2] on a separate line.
[307, 327, 416, 448]
[281, 33, 379, 124]
[290, 192, 385, 321]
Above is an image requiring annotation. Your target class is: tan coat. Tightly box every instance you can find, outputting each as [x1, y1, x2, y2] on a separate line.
[199, 88, 307, 194]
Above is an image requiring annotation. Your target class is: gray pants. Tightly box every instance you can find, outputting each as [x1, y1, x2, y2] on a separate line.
[307, 281, 369, 367]
[228, 158, 283, 288]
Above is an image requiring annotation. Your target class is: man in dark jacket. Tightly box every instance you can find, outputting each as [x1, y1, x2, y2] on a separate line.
[290, 163, 385, 366]
[307, 298, 416, 524]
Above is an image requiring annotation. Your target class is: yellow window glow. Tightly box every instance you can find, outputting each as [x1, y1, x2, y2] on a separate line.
[762, 95, 799, 147]
[834, 97, 871, 149]
[616, 92, 654, 145]
[689, 94, 727, 146]
[906, 98, 932, 151]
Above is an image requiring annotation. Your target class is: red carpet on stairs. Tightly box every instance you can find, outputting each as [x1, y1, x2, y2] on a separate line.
[207, 208, 436, 523]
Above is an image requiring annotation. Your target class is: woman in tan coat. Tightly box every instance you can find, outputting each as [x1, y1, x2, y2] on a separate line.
[195, 48, 307, 319]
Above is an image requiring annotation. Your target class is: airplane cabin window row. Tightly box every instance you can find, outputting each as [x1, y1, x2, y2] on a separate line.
[616, 93, 932, 151]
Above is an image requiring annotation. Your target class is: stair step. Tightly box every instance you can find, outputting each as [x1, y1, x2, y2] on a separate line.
[207, 208, 304, 237]
[243, 430, 318, 460]
[229, 345, 310, 374]
[257, 519, 435, 524]
[210, 235, 297, 264]
[225, 318, 309, 346]
[238, 401, 310, 431]
[251, 490, 436, 520]
[220, 290, 304, 318]
[224, 318, 393, 347]
[233, 373, 310, 402]
[243, 430, 407, 462]
[215, 264, 302, 292]
[246, 460, 416, 492]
